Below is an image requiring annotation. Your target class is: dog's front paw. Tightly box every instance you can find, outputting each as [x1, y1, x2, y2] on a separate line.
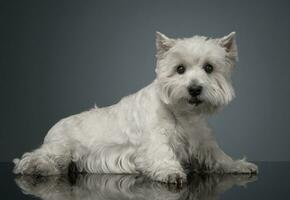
[228, 160, 258, 174]
[167, 173, 186, 185]
[156, 171, 187, 185]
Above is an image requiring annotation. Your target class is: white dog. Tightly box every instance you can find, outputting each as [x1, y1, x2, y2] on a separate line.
[13, 32, 258, 184]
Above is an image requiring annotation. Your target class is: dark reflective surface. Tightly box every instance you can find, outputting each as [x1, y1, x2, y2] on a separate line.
[1, 162, 290, 199]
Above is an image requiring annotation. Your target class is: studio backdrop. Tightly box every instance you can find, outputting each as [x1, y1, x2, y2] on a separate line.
[0, 0, 289, 162]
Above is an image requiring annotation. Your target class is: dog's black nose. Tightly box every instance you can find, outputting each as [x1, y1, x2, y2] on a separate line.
[188, 85, 203, 96]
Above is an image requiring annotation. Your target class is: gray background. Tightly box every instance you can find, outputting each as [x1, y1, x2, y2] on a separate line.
[0, 0, 289, 162]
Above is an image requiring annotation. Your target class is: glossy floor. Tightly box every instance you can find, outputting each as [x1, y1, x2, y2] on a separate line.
[1, 162, 289, 200]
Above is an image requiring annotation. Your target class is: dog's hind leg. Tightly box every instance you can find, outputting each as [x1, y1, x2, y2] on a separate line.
[13, 142, 72, 176]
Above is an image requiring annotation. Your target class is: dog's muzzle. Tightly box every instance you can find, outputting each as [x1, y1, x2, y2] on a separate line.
[187, 85, 203, 106]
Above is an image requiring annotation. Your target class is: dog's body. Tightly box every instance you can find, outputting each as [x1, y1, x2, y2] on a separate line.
[13, 32, 258, 183]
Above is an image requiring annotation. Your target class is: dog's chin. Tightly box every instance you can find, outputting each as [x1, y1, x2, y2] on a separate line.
[172, 97, 218, 114]
[187, 97, 203, 107]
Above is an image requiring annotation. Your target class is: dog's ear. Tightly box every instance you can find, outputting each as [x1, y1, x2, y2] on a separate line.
[219, 32, 238, 61]
[156, 31, 175, 57]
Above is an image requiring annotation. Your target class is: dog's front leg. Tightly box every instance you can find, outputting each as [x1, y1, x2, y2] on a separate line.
[200, 140, 258, 174]
[135, 133, 186, 184]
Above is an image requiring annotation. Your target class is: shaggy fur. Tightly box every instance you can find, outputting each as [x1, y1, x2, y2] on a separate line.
[15, 174, 257, 200]
[13, 32, 258, 183]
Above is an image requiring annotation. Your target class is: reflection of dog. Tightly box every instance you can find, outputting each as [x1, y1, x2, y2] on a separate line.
[15, 173, 257, 200]
[13, 32, 258, 183]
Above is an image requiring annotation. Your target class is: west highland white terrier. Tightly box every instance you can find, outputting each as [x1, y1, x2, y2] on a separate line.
[13, 32, 258, 184]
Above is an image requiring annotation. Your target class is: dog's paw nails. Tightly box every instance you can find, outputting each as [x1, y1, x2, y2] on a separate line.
[156, 171, 186, 185]
[232, 161, 259, 174]
[165, 172, 186, 189]
[159, 172, 186, 192]
[168, 173, 183, 183]
[248, 163, 259, 174]
[243, 162, 258, 174]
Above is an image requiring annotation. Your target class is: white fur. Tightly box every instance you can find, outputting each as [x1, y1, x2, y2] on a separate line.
[15, 174, 257, 200]
[13, 32, 258, 183]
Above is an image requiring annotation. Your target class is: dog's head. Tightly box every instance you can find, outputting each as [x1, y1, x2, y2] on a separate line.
[155, 32, 238, 114]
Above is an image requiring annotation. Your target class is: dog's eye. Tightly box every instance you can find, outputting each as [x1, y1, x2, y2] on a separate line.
[203, 63, 214, 74]
[176, 65, 186, 74]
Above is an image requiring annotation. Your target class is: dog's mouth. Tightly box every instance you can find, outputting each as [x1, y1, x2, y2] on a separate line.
[188, 97, 203, 106]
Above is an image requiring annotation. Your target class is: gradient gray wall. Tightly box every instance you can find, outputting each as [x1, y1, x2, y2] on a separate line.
[1, 0, 289, 162]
